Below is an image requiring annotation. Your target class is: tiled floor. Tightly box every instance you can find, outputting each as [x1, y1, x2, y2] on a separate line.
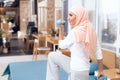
[0, 33, 48, 80]
[0, 54, 47, 80]
[0, 33, 33, 56]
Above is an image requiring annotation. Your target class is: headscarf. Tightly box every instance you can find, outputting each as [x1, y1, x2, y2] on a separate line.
[69, 6, 97, 56]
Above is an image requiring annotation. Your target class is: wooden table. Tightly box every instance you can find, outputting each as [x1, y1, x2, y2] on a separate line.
[46, 35, 71, 57]
[32, 34, 46, 47]
[32, 34, 44, 39]
[32, 34, 71, 56]
[46, 35, 59, 51]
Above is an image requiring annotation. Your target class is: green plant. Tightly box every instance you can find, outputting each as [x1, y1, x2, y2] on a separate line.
[0, 29, 4, 37]
[3, 15, 9, 22]
[51, 29, 56, 37]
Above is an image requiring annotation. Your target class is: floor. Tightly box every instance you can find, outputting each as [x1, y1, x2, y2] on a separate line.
[0, 33, 33, 56]
[0, 33, 48, 80]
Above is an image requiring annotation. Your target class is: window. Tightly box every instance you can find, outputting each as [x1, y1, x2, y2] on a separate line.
[97, 0, 119, 51]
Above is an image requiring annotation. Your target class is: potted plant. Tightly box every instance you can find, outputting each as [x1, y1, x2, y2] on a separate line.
[51, 28, 56, 37]
[0, 29, 4, 46]
[0, 29, 4, 53]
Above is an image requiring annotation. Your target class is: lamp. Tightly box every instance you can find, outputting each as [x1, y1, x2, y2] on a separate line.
[114, 35, 120, 74]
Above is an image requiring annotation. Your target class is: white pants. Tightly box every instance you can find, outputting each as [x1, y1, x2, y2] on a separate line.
[46, 52, 89, 80]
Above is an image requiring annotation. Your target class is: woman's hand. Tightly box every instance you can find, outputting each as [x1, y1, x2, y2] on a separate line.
[98, 70, 104, 77]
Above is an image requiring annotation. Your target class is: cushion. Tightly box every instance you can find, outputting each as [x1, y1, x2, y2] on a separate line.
[89, 62, 107, 75]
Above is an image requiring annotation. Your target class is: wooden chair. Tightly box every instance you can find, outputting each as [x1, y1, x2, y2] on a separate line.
[33, 39, 50, 60]
[1, 23, 9, 32]
[26, 35, 34, 51]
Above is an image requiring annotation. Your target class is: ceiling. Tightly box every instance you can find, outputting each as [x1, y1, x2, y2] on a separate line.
[0, 0, 19, 7]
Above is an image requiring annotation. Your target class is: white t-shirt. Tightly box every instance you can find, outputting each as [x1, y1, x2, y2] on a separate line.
[8, 22, 12, 28]
[8, 22, 15, 29]
[58, 29, 103, 71]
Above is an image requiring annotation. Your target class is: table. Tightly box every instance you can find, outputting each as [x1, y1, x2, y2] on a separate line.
[32, 34, 46, 47]
[32, 34, 42, 39]
[32, 34, 58, 50]
[32, 35, 71, 56]
[95, 69, 120, 80]
[46, 35, 58, 51]
[46, 35, 71, 56]
[32, 34, 45, 40]
[32, 34, 58, 51]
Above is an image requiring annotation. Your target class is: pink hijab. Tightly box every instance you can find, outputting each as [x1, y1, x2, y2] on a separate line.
[69, 6, 97, 56]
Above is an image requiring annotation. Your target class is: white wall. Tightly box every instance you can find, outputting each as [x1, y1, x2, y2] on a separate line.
[68, 0, 83, 8]
[84, 0, 96, 28]
[68, 0, 96, 32]
[38, 0, 47, 7]
[84, 0, 95, 11]
[37, 0, 96, 33]
[37, 0, 47, 31]
[68, 0, 83, 32]
[54, 0, 62, 30]
[55, 0, 62, 7]
[68, 0, 96, 14]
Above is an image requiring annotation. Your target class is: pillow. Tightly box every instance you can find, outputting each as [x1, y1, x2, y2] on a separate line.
[89, 62, 107, 75]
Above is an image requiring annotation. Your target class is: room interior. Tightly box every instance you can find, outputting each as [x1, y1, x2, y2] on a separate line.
[0, 0, 120, 80]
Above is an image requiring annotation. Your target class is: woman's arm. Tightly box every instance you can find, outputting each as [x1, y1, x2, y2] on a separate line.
[59, 26, 64, 40]
[58, 26, 75, 49]
[96, 40, 104, 76]
[97, 59, 104, 76]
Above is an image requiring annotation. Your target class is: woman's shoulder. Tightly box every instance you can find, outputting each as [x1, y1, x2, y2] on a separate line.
[67, 30, 74, 37]
[66, 29, 75, 40]
[70, 29, 75, 33]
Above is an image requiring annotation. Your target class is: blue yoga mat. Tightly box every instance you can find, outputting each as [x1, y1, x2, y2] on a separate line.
[2, 60, 68, 80]
[2, 60, 98, 80]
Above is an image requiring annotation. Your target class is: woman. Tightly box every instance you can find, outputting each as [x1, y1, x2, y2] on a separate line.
[46, 6, 103, 80]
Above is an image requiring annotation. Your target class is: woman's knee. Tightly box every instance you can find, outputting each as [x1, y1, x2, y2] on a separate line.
[47, 52, 57, 60]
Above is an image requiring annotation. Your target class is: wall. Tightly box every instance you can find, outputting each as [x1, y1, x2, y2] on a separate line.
[68, 0, 96, 32]
[54, 0, 62, 30]
[37, 0, 62, 34]
[68, 0, 83, 32]
[1, 7, 19, 25]
[20, 0, 31, 34]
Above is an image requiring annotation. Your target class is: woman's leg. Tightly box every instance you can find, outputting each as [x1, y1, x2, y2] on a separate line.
[70, 70, 89, 80]
[46, 51, 70, 80]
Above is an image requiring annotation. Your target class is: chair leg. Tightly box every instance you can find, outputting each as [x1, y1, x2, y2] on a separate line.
[34, 50, 38, 60]
[33, 48, 37, 60]
[32, 50, 35, 60]
[26, 41, 30, 51]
